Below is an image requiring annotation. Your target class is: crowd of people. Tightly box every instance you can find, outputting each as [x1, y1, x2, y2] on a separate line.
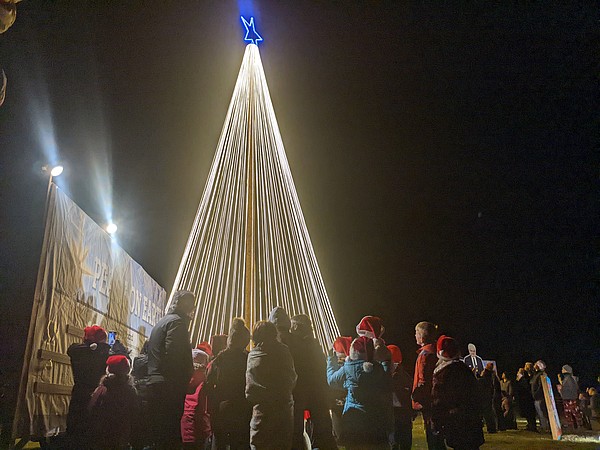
[62, 290, 599, 450]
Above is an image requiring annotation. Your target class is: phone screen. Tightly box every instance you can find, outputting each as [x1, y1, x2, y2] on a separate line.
[108, 331, 116, 346]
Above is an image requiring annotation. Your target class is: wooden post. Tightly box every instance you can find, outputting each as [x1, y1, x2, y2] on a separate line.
[243, 47, 255, 335]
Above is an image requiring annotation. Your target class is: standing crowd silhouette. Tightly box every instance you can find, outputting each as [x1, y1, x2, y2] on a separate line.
[61, 290, 599, 449]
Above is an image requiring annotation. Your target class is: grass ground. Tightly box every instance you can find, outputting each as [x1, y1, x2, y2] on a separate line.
[407, 416, 600, 450]
[15, 417, 600, 449]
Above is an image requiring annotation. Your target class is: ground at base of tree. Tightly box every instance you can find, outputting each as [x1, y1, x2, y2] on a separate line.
[14, 417, 600, 449]
[399, 416, 600, 450]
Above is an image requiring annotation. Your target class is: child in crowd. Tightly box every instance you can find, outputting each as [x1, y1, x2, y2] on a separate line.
[327, 336, 392, 450]
[87, 354, 137, 450]
[181, 349, 211, 449]
[206, 318, 252, 450]
[388, 344, 413, 450]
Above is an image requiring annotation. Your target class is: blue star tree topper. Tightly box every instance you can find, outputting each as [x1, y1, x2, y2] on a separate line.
[241, 16, 263, 45]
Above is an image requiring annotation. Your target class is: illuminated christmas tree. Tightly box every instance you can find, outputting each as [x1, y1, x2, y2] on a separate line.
[168, 18, 340, 349]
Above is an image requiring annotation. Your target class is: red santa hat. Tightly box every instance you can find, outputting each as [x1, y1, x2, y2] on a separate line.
[192, 349, 209, 366]
[349, 336, 375, 372]
[356, 316, 384, 339]
[387, 344, 402, 365]
[84, 325, 107, 344]
[196, 341, 213, 357]
[333, 336, 353, 357]
[106, 355, 130, 375]
[436, 335, 460, 361]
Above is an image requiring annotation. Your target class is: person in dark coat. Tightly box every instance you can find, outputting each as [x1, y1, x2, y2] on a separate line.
[514, 367, 537, 431]
[558, 365, 584, 430]
[206, 318, 252, 450]
[268, 306, 292, 346]
[327, 336, 392, 450]
[131, 341, 150, 450]
[288, 314, 337, 450]
[88, 355, 137, 450]
[499, 372, 517, 430]
[431, 336, 484, 450]
[147, 290, 195, 449]
[66, 325, 110, 448]
[477, 363, 497, 433]
[413, 321, 446, 450]
[388, 344, 413, 450]
[246, 320, 297, 450]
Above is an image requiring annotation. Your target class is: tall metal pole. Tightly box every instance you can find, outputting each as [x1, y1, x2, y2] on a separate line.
[243, 46, 255, 334]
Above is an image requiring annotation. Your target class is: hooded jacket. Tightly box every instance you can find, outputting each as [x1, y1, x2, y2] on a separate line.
[326, 355, 391, 415]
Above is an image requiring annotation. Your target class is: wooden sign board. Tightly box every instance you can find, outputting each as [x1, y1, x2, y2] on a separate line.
[541, 373, 562, 440]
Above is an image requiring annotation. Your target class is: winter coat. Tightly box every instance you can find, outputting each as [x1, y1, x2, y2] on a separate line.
[246, 340, 297, 449]
[207, 347, 249, 407]
[476, 369, 495, 410]
[181, 370, 211, 444]
[87, 374, 138, 449]
[530, 370, 546, 401]
[147, 310, 193, 387]
[559, 373, 579, 400]
[287, 333, 328, 401]
[326, 355, 392, 444]
[391, 363, 413, 421]
[514, 374, 536, 417]
[412, 343, 437, 410]
[67, 342, 111, 435]
[431, 360, 484, 449]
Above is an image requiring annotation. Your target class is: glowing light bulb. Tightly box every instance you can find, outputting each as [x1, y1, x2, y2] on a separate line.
[106, 223, 118, 235]
[50, 165, 64, 177]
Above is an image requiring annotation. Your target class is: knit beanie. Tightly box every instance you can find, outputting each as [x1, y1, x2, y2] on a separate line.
[227, 318, 251, 349]
[561, 365, 573, 374]
[268, 306, 291, 331]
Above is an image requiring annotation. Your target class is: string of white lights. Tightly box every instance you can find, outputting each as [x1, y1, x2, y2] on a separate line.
[168, 44, 340, 350]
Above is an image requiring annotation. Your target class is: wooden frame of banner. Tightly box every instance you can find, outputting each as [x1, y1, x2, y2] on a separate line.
[542, 373, 563, 440]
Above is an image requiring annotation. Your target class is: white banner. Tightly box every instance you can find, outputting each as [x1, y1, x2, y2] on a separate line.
[15, 183, 166, 438]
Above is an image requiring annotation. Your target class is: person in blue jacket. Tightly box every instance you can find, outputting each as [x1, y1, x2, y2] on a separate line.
[327, 336, 392, 449]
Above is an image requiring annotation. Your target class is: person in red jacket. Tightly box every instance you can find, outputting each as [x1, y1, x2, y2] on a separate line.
[412, 321, 446, 450]
[181, 349, 211, 449]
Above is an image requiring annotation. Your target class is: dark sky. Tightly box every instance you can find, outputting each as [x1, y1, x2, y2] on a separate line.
[1, 2, 598, 383]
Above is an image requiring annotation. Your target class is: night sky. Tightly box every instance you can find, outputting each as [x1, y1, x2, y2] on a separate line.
[1, 2, 598, 386]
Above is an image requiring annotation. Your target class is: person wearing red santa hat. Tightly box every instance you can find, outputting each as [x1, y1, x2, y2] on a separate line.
[330, 336, 353, 442]
[431, 335, 484, 450]
[327, 336, 392, 449]
[87, 354, 138, 449]
[356, 316, 392, 363]
[181, 349, 211, 449]
[66, 325, 111, 448]
[388, 344, 413, 450]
